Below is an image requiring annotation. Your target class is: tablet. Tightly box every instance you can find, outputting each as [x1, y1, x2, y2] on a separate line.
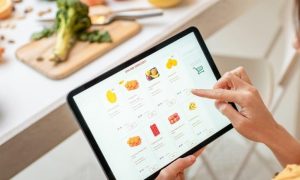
[67, 27, 233, 180]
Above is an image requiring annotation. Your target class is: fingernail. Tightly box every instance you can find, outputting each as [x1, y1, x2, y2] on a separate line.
[189, 155, 196, 162]
[217, 103, 227, 114]
[191, 89, 198, 93]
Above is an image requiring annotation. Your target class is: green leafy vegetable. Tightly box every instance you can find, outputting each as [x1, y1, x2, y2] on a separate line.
[31, 27, 55, 40]
[78, 30, 112, 43]
[31, 0, 112, 63]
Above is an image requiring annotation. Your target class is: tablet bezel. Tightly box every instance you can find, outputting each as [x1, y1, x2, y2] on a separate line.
[67, 26, 234, 180]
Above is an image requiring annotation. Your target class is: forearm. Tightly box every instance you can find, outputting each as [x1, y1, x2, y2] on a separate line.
[264, 124, 300, 166]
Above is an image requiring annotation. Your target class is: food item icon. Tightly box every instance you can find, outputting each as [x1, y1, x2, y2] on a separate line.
[145, 67, 160, 81]
[119, 80, 124, 85]
[150, 124, 160, 137]
[125, 80, 139, 91]
[166, 57, 178, 69]
[106, 90, 117, 103]
[127, 136, 142, 147]
[189, 102, 197, 110]
[168, 113, 180, 124]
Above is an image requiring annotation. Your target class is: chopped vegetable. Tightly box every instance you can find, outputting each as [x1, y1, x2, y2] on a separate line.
[31, 0, 112, 63]
[31, 27, 55, 40]
[0, 47, 4, 61]
[78, 30, 111, 43]
[0, 0, 13, 20]
[80, 0, 106, 6]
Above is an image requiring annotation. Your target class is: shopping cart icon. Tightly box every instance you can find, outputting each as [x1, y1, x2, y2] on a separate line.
[193, 65, 204, 75]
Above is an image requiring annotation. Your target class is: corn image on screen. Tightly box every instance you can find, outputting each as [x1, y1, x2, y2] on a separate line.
[73, 32, 231, 180]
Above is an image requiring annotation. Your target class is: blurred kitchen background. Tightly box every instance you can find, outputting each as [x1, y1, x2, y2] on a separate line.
[0, 0, 299, 180]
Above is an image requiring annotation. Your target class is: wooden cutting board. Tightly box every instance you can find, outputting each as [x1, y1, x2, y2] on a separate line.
[16, 20, 141, 79]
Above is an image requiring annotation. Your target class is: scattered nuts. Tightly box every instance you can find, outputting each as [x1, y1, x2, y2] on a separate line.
[12, 0, 22, 3]
[0, 35, 5, 41]
[37, 8, 52, 17]
[8, 39, 15, 44]
[36, 57, 44, 62]
[14, 14, 25, 19]
[10, 24, 16, 29]
[0, 23, 16, 29]
[24, 6, 33, 14]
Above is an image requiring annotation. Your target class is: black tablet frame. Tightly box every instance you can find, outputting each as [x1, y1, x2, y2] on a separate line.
[67, 26, 234, 180]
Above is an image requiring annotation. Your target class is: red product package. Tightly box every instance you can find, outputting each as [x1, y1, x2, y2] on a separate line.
[150, 124, 160, 136]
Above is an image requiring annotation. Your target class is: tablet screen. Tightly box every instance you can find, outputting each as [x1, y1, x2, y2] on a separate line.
[73, 32, 230, 179]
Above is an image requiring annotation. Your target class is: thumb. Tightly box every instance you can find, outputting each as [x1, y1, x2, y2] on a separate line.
[165, 155, 196, 174]
[191, 89, 243, 105]
[215, 100, 245, 126]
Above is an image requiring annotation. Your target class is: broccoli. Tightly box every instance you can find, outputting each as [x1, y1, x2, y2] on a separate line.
[50, 0, 91, 62]
[31, 0, 112, 63]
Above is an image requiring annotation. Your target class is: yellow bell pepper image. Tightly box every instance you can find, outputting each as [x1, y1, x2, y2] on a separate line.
[106, 90, 117, 103]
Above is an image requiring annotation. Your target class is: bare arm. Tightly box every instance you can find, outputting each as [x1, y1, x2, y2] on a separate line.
[264, 124, 300, 166]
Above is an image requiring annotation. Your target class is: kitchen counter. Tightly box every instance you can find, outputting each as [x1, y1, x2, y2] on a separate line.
[0, 0, 259, 145]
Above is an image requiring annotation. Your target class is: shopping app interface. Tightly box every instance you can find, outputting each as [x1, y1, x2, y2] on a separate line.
[74, 32, 230, 180]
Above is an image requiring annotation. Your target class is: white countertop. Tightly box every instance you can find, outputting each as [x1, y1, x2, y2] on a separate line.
[0, 0, 225, 145]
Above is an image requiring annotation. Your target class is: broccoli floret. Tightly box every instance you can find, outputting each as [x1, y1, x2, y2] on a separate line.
[31, 0, 112, 63]
[50, 0, 91, 62]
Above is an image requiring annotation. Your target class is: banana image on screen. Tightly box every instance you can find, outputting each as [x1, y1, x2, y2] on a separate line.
[189, 102, 197, 110]
[166, 57, 178, 69]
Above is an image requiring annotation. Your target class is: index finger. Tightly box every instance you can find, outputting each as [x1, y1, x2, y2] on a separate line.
[191, 89, 244, 106]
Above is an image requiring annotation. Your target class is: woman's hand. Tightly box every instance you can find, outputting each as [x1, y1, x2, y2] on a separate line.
[156, 149, 204, 180]
[192, 67, 279, 143]
[156, 155, 195, 180]
[191, 67, 300, 166]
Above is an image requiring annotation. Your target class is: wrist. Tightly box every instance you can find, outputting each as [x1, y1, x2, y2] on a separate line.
[263, 123, 300, 166]
[263, 123, 287, 148]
